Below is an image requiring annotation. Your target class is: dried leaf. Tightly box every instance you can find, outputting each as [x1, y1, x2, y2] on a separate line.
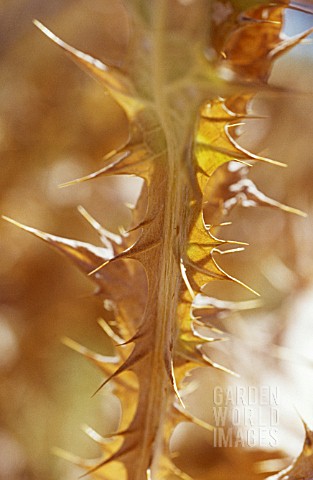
[4, 1, 312, 479]
[203, 161, 306, 224]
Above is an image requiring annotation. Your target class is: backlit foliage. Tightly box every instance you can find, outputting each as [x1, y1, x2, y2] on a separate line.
[3, 1, 313, 479]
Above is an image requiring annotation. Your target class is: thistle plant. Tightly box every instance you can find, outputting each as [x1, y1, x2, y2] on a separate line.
[3, 1, 313, 479]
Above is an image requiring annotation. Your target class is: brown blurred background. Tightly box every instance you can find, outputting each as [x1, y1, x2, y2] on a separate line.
[0, 2, 132, 479]
[1, 1, 313, 479]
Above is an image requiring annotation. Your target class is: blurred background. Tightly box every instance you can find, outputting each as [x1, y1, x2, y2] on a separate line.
[0, 2, 132, 479]
[1, 1, 313, 479]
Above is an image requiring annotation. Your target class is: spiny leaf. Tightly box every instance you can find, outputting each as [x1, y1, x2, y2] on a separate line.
[78, 206, 123, 249]
[204, 161, 306, 224]
[215, 2, 313, 83]
[192, 294, 262, 323]
[4, 1, 312, 479]
[59, 146, 157, 188]
[2, 216, 146, 341]
[195, 96, 285, 198]
[33, 20, 143, 118]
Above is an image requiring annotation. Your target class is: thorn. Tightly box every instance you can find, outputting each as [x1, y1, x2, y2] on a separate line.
[210, 253, 260, 297]
[33, 20, 59, 41]
[174, 402, 214, 431]
[91, 377, 112, 398]
[51, 447, 78, 462]
[271, 26, 313, 60]
[292, 405, 311, 434]
[235, 159, 253, 168]
[228, 121, 245, 128]
[171, 361, 186, 409]
[226, 124, 287, 167]
[219, 221, 232, 226]
[125, 214, 157, 234]
[118, 225, 127, 236]
[51, 447, 94, 469]
[58, 150, 132, 189]
[192, 294, 263, 312]
[58, 176, 90, 189]
[97, 318, 124, 345]
[180, 259, 195, 300]
[276, 203, 307, 218]
[81, 424, 119, 443]
[2, 216, 48, 240]
[81, 424, 107, 444]
[91, 351, 137, 397]
[88, 260, 110, 276]
[77, 205, 122, 245]
[78, 444, 127, 478]
[206, 222, 249, 246]
[2, 215, 25, 228]
[33, 20, 110, 78]
[116, 331, 140, 347]
[214, 247, 245, 255]
[61, 336, 119, 365]
[199, 346, 240, 377]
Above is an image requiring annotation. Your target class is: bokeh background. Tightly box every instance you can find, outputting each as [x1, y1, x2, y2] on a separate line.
[1, 1, 313, 479]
